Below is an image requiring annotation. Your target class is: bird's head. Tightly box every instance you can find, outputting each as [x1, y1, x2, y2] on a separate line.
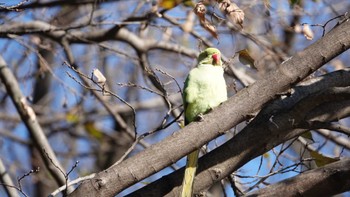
[197, 48, 222, 66]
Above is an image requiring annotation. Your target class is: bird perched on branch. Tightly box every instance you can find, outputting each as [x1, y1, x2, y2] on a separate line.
[181, 47, 227, 197]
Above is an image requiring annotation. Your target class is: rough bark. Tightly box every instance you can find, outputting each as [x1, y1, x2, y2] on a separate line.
[245, 159, 350, 197]
[128, 70, 350, 196]
[69, 16, 350, 197]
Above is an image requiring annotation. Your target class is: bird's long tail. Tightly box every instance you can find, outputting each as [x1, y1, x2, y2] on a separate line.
[181, 149, 200, 197]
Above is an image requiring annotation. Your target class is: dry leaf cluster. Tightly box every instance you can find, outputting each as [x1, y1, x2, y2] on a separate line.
[193, 1, 219, 38]
[193, 0, 245, 39]
[218, 0, 245, 28]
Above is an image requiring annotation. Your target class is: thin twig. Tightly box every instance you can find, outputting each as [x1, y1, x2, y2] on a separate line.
[17, 167, 39, 192]
[64, 61, 138, 137]
[0, 0, 29, 11]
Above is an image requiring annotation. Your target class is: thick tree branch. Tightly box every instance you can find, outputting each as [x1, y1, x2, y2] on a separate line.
[69, 15, 350, 197]
[132, 101, 350, 197]
[245, 158, 350, 197]
[129, 71, 350, 196]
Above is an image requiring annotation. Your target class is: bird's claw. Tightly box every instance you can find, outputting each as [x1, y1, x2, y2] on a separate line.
[195, 113, 204, 122]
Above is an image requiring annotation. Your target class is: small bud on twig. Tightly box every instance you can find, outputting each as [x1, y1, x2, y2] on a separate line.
[302, 24, 314, 40]
[92, 68, 106, 84]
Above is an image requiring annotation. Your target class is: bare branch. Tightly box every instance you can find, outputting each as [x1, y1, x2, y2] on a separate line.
[0, 55, 71, 191]
[245, 159, 350, 197]
[0, 0, 29, 11]
[316, 129, 350, 150]
[0, 158, 19, 197]
[64, 62, 138, 137]
[18, 167, 40, 192]
[128, 65, 350, 196]
[70, 18, 350, 197]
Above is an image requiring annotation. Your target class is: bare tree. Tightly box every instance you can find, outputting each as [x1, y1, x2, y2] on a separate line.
[0, 1, 349, 197]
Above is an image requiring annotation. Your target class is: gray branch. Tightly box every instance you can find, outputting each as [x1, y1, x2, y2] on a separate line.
[0, 158, 18, 197]
[0, 55, 72, 192]
[128, 70, 350, 196]
[69, 12, 350, 197]
[245, 158, 350, 197]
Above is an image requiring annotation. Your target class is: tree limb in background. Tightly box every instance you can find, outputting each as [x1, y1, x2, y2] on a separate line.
[0, 55, 72, 193]
[0, 19, 256, 87]
[0, 158, 18, 197]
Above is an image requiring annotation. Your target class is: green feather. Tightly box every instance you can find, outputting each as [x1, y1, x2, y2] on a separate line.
[197, 47, 222, 65]
[181, 48, 227, 197]
[183, 47, 227, 124]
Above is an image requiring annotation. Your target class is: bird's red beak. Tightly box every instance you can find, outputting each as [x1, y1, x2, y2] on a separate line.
[212, 53, 220, 65]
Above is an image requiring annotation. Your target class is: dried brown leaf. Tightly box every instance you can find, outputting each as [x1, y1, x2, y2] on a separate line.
[310, 150, 339, 167]
[238, 49, 256, 69]
[201, 20, 218, 39]
[219, 0, 244, 28]
[193, 2, 206, 19]
[193, 2, 218, 39]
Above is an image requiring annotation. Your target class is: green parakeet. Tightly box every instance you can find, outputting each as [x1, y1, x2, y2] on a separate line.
[181, 48, 227, 197]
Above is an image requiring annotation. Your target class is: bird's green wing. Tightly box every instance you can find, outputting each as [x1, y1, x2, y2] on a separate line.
[181, 47, 227, 197]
